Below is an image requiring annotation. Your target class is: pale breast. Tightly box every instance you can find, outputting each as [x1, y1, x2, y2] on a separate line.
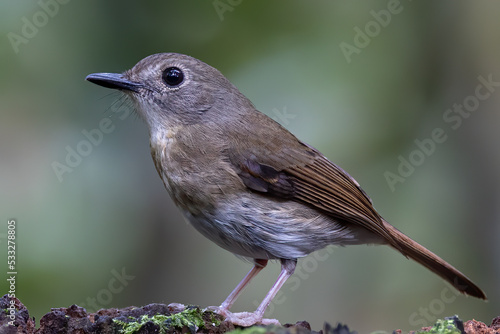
[149, 125, 245, 216]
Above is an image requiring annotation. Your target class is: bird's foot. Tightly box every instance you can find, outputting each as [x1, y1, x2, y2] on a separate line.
[206, 306, 280, 327]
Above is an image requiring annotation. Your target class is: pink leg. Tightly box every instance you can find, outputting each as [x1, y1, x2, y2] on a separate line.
[219, 259, 268, 312]
[221, 259, 297, 327]
[254, 259, 296, 319]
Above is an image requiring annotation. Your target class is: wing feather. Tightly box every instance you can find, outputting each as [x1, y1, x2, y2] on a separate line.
[230, 144, 403, 252]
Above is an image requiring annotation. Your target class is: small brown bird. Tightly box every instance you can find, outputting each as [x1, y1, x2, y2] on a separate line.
[86, 53, 486, 326]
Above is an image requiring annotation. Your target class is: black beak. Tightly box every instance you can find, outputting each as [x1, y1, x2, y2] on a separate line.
[85, 73, 143, 92]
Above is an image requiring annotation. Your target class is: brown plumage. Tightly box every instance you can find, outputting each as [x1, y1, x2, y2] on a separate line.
[86, 53, 486, 326]
[230, 120, 486, 300]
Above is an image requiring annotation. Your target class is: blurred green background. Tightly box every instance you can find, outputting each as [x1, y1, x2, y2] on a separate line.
[1, 1, 499, 332]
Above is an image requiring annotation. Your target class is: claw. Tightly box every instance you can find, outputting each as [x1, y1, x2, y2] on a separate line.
[206, 306, 280, 327]
[224, 311, 280, 327]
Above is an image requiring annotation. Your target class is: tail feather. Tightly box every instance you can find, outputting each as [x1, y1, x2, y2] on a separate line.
[382, 220, 487, 300]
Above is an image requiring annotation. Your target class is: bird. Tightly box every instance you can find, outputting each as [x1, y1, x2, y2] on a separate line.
[85, 52, 486, 326]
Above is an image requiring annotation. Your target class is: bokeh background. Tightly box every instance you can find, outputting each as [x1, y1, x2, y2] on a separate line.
[1, 1, 499, 332]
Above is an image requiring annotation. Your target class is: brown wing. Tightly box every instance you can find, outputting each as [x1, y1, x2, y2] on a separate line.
[228, 139, 487, 300]
[229, 144, 404, 253]
[287, 151, 402, 249]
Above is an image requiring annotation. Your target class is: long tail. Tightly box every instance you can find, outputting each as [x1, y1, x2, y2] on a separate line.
[382, 220, 487, 300]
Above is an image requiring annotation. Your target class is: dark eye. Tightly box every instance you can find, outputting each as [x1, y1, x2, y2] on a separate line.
[162, 67, 184, 87]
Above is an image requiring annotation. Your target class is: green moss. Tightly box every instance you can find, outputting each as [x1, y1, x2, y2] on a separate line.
[113, 306, 222, 334]
[113, 318, 143, 334]
[416, 316, 464, 334]
[227, 326, 268, 334]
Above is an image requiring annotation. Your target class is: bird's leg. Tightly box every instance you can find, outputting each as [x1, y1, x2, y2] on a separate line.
[254, 259, 296, 318]
[216, 259, 268, 316]
[223, 259, 297, 327]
